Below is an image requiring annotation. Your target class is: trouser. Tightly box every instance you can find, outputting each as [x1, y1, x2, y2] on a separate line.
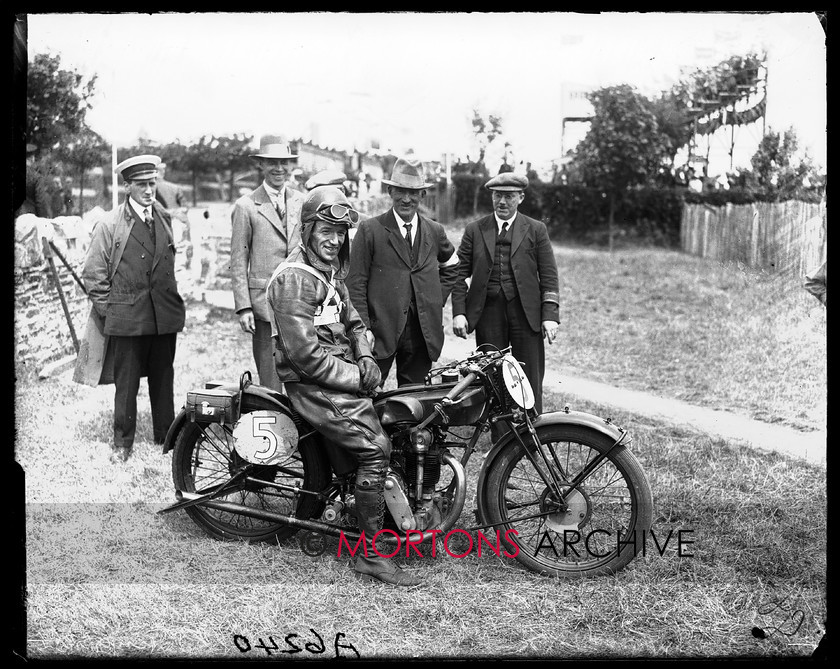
[252, 318, 283, 392]
[377, 303, 432, 387]
[284, 381, 391, 536]
[475, 292, 545, 414]
[111, 333, 177, 449]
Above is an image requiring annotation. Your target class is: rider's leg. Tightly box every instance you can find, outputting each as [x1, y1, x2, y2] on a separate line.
[284, 382, 420, 586]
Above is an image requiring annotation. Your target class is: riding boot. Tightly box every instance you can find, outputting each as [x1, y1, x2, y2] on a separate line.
[353, 486, 420, 587]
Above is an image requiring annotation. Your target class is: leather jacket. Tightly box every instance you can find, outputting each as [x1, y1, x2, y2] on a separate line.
[266, 237, 374, 394]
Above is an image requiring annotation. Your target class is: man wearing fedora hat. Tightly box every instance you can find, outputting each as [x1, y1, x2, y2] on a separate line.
[77, 154, 186, 463]
[347, 157, 459, 386]
[230, 137, 305, 391]
[452, 172, 560, 415]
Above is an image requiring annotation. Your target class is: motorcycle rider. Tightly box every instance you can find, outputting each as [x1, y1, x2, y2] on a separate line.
[265, 186, 420, 587]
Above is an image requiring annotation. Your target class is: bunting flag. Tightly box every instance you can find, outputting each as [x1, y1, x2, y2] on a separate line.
[694, 97, 766, 135]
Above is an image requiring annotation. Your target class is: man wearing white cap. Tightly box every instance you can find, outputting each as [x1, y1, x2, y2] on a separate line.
[230, 137, 305, 391]
[78, 154, 186, 463]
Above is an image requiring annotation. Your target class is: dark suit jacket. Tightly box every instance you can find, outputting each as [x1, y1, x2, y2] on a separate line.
[347, 208, 457, 361]
[452, 212, 560, 333]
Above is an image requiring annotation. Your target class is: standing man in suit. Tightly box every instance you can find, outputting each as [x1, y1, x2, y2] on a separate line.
[154, 162, 191, 268]
[229, 138, 304, 391]
[154, 162, 185, 209]
[452, 172, 560, 413]
[80, 154, 186, 463]
[347, 157, 459, 386]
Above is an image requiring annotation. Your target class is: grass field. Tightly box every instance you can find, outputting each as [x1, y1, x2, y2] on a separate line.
[16, 238, 826, 659]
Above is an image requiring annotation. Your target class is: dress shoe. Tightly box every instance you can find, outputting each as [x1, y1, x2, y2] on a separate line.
[109, 446, 132, 464]
[354, 555, 420, 587]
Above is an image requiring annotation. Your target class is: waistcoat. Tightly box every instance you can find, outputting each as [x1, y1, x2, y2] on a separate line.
[487, 233, 516, 301]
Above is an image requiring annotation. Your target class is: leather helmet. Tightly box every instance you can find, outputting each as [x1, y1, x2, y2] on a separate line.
[300, 186, 357, 226]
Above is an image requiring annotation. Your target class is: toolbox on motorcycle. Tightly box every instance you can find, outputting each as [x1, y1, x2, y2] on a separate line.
[186, 387, 241, 425]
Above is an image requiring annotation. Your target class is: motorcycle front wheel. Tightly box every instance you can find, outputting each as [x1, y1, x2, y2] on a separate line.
[171, 395, 329, 543]
[481, 424, 653, 578]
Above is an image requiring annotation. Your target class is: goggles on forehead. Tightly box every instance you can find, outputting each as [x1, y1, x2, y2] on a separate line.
[316, 203, 360, 224]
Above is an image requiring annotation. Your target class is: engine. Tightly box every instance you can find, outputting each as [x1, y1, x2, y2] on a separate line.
[387, 425, 448, 531]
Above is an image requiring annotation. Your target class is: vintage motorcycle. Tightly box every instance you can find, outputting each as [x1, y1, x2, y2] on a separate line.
[159, 346, 653, 578]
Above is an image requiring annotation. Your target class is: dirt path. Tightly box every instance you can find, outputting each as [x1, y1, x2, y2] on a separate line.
[442, 333, 826, 467]
[201, 291, 826, 467]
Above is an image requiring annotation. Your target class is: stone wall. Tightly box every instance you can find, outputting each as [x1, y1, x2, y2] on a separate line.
[14, 195, 392, 373]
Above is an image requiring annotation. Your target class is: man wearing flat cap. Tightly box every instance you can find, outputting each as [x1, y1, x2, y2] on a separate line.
[347, 157, 459, 386]
[452, 172, 560, 415]
[230, 137, 304, 391]
[77, 154, 186, 463]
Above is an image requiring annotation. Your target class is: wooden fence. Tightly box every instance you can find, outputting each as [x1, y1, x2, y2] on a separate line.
[681, 200, 826, 277]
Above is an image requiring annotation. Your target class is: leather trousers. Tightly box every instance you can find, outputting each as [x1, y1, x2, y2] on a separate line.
[284, 381, 391, 536]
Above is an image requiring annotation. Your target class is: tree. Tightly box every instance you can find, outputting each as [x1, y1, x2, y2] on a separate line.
[469, 109, 504, 214]
[26, 53, 97, 156]
[56, 124, 110, 214]
[744, 127, 825, 202]
[211, 134, 255, 202]
[570, 85, 674, 250]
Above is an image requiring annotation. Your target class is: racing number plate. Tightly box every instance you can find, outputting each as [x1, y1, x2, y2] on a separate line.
[232, 410, 299, 465]
[501, 354, 535, 410]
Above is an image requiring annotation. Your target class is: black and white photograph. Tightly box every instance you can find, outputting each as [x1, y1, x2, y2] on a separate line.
[13, 11, 827, 660]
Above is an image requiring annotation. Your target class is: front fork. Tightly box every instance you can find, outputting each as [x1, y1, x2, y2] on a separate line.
[495, 412, 629, 512]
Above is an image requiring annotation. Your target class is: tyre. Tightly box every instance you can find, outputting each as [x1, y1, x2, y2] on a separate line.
[171, 395, 330, 543]
[480, 424, 653, 578]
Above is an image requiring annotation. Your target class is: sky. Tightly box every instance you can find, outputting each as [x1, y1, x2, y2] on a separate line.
[25, 12, 826, 178]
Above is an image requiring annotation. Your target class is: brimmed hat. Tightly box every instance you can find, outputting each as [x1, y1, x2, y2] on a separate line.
[306, 169, 347, 191]
[252, 135, 297, 160]
[485, 172, 529, 192]
[115, 154, 161, 181]
[382, 157, 434, 190]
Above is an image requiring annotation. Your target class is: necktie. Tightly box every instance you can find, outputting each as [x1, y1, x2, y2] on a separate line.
[143, 208, 156, 246]
[499, 221, 509, 239]
[276, 197, 285, 220]
[404, 223, 414, 261]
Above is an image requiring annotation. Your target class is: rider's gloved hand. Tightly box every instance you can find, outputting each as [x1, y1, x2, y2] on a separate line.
[358, 356, 382, 393]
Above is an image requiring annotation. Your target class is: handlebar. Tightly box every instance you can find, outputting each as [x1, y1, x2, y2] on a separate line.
[442, 371, 478, 404]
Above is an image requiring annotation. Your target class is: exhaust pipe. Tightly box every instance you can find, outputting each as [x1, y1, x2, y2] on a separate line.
[173, 492, 362, 541]
[173, 450, 466, 546]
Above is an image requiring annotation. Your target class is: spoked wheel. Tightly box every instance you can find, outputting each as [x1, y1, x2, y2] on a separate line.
[481, 424, 653, 578]
[171, 396, 329, 543]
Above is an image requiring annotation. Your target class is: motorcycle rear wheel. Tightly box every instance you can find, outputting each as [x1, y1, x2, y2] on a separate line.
[171, 395, 329, 543]
[481, 424, 653, 578]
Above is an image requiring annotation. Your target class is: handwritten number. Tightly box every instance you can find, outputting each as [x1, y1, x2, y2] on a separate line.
[304, 628, 326, 654]
[235, 631, 357, 657]
[282, 633, 302, 654]
[254, 636, 280, 655]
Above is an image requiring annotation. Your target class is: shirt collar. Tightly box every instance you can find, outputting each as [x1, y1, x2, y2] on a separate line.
[128, 197, 149, 220]
[393, 209, 418, 228]
[494, 213, 515, 232]
[263, 181, 285, 202]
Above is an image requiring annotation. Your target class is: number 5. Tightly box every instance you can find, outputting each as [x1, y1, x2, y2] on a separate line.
[252, 414, 278, 461]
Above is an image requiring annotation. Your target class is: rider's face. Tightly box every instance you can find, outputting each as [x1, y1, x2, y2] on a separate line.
[308, 220, 347, 264]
